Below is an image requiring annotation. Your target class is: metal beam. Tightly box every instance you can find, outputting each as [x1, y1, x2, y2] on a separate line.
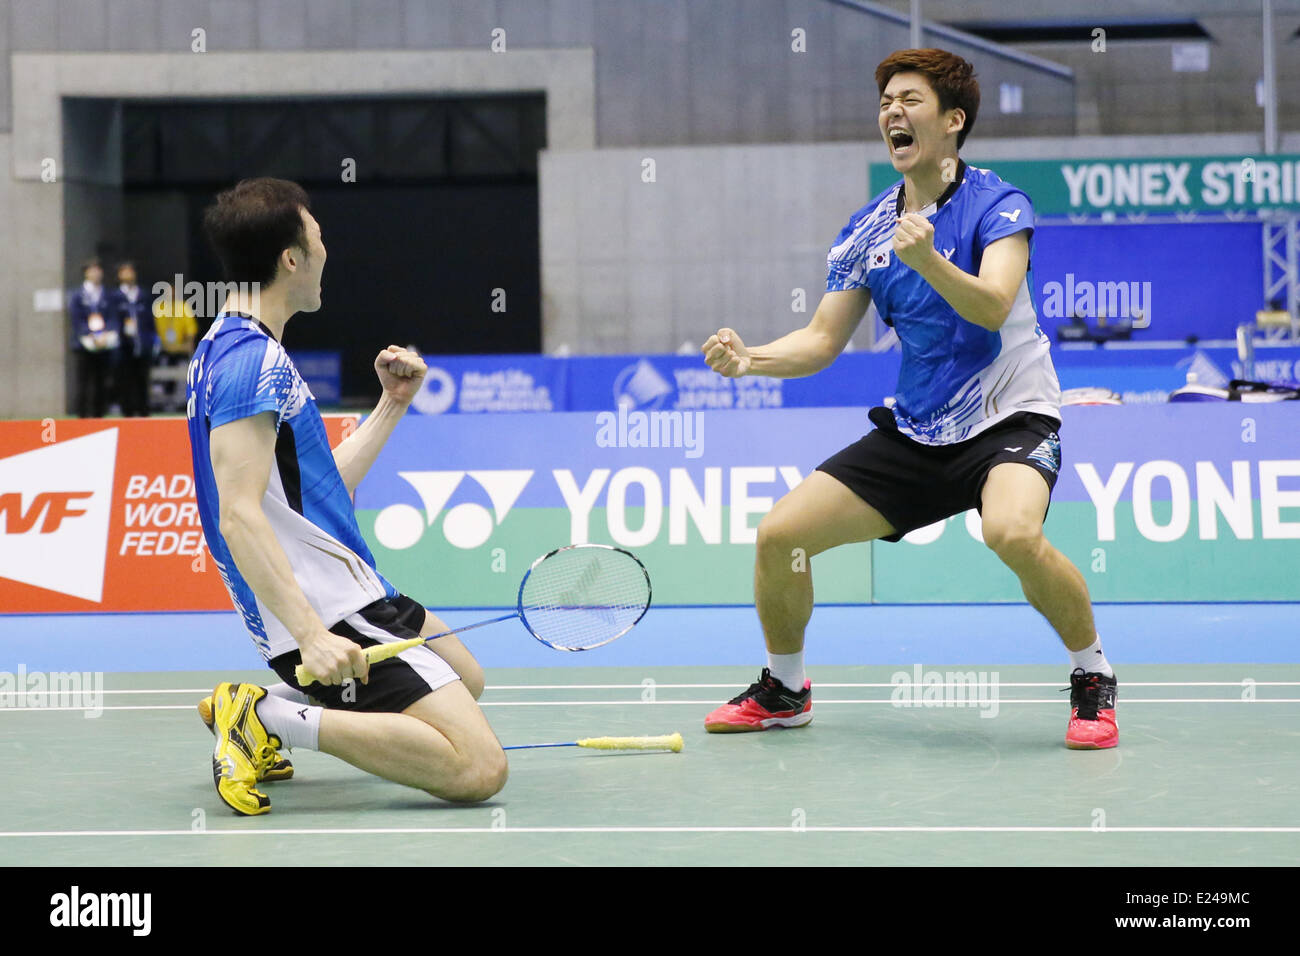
[1263, 0, 1278, 155]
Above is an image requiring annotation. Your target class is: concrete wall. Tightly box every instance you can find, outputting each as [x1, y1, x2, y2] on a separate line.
[0, 0, 1078, 143]
[0, 134, 67, 420]
[541, 142, 875, 355]
[539, 131, 1300, 355]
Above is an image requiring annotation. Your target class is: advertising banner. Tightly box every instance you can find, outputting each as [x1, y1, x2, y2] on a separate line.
[404, 354, 565, 415]
[874, 403, 1300, 603]
[561, 353, 898, 412]
[0, 416, 358, 613]
[354, 408, 875, 608]
[5, 406, 1296, 614]
[870, 155, 1300, 216]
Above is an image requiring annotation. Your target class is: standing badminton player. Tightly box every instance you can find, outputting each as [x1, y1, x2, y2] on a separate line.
[187, 178, 507, 814]
[700, 49, 1118, 749]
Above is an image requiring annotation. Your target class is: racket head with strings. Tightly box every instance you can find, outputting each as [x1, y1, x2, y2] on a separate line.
[516, 543, 652, 651]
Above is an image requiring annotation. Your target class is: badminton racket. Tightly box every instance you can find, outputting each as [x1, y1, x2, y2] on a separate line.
[295, 543, 652, 685]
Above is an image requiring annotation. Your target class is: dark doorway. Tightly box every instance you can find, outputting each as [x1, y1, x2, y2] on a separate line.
[119, 94, 545, 403]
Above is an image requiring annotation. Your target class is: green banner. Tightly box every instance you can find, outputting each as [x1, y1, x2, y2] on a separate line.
[870, 154, 1300, 216]
[872, 502, 1300, 604]
[360, 507, 872, 609]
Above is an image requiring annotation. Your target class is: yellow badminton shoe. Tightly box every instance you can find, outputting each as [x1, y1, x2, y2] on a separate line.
[210, 682, 283, 816]
[199, 692, 294, 781]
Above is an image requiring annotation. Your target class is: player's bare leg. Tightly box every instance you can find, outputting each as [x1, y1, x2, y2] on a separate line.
[979, 462, 1095, 651]
[980, 461, 1118, 748]
[705, 471, 894, 732]
[420, 610, 485, 699]
[755, 471, 897, 653]
[317, 681, 507, 801]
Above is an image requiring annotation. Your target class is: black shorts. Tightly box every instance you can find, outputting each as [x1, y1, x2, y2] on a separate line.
[816, 407, 1062, 543]
[269, 595, 459, 713]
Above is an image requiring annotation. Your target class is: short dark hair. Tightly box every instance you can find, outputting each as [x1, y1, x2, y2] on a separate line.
[81, 257, 102, 278]
[116, 260, 136, 276]
[875, 49, 980, 150]
[203, 178, 311, 287]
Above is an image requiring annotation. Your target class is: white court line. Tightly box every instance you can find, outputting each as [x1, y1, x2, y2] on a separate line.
[1, 825, 1298, 839]
[2, 698, 1299, 713]
[83, 681, 1300, 695]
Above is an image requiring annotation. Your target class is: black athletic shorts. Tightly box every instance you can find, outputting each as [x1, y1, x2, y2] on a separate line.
[268, 594, 459, 713]
[816, 407, 1063, 542]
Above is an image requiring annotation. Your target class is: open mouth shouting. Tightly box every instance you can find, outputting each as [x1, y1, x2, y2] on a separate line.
[888, 126, 916, 158]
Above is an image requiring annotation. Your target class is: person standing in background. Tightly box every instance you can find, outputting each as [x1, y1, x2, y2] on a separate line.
[69, 258, 118, 418]
[153, 279, 199, 358]
[111, 261, 157, 417]
[152, 279, 199, 410]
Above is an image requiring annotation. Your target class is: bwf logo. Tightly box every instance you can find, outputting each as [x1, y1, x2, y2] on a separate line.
[0, 429, 117, 601]
[373, 470, 532, 551]
[49, 886, 151, 936]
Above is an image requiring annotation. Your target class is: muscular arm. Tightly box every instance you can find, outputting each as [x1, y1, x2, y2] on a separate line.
[212, 412, 367, 684]
[332, 346, 427, 496]
[905, 227, 1029, 332]
[702, 288, 872, 379]
[332, 393, 407, 497]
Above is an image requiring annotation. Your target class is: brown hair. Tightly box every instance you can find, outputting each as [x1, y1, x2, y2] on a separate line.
[203, 178, 311, 287]
[875, 49, 980, 149]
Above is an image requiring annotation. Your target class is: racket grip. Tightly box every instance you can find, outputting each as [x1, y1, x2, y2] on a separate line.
[293, 637, 426, 686]
[575, 733, 684, 753]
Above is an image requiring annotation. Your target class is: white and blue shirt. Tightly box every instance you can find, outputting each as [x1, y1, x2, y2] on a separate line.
[827, 161, 1061, 444]
[186, 313, 396, 661]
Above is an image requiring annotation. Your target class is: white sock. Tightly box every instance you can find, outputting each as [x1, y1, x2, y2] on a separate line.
[255, 691, 322, 750]
[767, 651, 806, 690]
[264, 682, 310, 705]
[1069, 635, 1114, 678]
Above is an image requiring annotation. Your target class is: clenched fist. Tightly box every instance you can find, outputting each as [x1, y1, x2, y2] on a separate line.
[892, 213, 938, 271]
[701, 328, 752, 378]
[375, 345, 427, 406]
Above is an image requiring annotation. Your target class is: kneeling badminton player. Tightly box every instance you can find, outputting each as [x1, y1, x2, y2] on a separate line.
[186, 178, 506, 815]
[700, 49, 1117, 749]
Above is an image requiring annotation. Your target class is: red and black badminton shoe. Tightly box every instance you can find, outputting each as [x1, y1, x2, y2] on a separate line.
[1065, 668, 1119, 750]
[704, 668, 813, 733]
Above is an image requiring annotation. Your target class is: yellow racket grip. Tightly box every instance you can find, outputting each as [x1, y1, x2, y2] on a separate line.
[293, 637, 426, 686]
[575, 733, 684, 753]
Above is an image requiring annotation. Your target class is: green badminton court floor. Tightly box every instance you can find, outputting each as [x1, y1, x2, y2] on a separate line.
[2, 664, 1298, 866]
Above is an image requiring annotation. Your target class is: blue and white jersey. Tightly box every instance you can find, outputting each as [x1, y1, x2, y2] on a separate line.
[827, 161, 1061, 445]
[186, 313, 396, 661]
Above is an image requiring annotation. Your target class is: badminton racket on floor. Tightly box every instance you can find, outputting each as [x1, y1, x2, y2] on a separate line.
[295, 543, 652, 685]
[504, 733, 683, 753]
